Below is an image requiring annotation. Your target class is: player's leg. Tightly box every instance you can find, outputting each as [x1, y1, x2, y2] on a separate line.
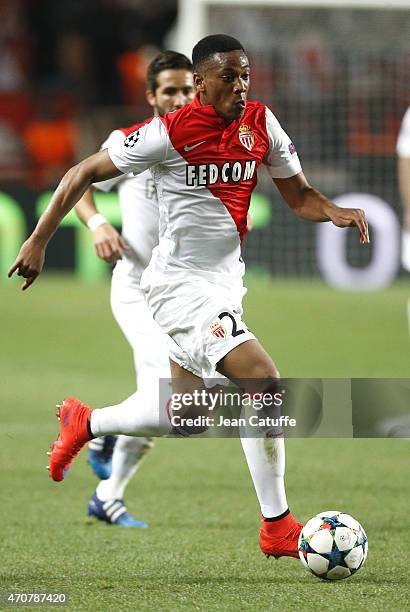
[95, 435, 154, 500]
[87, 435, 117, 480]
[48, 328, 177, 484]
[49, 275, 299, 556]
[218, 339, 287, 516]
[141, 273, 302, 557]
[49, 313, 172, 484]
[217, 339, 302, 559]
[87, 435, 152, 528]
[87, 273, 157, 480]
[91, 385, 166, 526]
[48, 385, 172, 482]
[88, 283, 169, 526]
[48, 278, 214, 479]
[168, 359, 213, 435]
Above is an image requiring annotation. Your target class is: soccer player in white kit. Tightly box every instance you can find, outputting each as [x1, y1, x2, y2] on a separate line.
[397, 106, 410, 268]
[10, 35, 369, 559]
[74, 51, 195, 526]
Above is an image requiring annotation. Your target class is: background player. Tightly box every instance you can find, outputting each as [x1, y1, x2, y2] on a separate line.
[75, 51, 194, 527]
[396, 105, 410, 333]
[9, 35, 369, 559]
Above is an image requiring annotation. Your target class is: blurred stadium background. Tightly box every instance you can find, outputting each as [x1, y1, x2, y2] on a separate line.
[1, 0, 409, 286]
[1, 2, 409, 609]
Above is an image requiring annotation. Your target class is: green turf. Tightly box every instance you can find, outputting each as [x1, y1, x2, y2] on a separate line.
[1, 275, 409, 611]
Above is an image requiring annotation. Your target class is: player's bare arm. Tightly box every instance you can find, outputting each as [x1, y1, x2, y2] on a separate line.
[274, 172, 370, 244]
[75, 187, 127, 265]
[75, 186, 99, 225]
[8, 150, 121, 289]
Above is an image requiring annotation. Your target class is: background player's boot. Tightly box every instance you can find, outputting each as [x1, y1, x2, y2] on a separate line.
[48, 397, 93, 482]
[260, 513, 303, 559]
[87, 436, 117, 480]
[87, 492, 148, 528]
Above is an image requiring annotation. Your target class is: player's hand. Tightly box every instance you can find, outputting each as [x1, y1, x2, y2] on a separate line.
[247, 212, 253, 231]
[8, 236, 46, 290]
[329, 207, 370, 244]
[92, 223, 128, 265]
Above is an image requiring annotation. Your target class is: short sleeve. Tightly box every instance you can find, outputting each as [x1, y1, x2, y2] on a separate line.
[397, 107, 410, 157]
[107, 116, 168, 177]
[263, 107, 302, 179]
[93, 130, 127, 192]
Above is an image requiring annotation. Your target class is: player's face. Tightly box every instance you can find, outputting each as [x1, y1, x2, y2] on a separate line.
[147, 69, 195, 116]
[195, 51, 250, 122]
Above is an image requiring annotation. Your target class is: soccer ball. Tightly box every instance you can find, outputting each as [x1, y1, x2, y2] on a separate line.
[298, 511, 368, 580]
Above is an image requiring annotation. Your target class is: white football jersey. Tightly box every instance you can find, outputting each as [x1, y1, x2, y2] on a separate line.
[94, 129, 159, 281]
[108, 95, 302, 281]
[397, 106, 410, 157]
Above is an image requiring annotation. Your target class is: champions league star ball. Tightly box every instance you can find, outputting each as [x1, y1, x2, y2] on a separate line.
[298, 511, 368, 580]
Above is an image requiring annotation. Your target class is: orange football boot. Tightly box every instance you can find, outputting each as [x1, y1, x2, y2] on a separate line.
[48, 397, 93, 482]
[260, 512, 303, 559]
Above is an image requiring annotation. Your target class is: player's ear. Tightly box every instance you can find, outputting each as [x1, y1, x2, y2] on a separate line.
[194, 72, 205, 93]
[146, 90, 156, 109]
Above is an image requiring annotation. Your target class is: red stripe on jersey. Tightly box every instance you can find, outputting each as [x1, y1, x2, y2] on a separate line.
[159, 97, 270, 242]
[119, 116, 155, 136]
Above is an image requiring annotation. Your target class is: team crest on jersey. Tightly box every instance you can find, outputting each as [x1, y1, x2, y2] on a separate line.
[210, 322, 226, 340]
[239, 124, 255, 151]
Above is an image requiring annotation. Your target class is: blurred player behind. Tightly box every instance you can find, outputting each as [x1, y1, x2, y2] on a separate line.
[75, 51, 194, 526]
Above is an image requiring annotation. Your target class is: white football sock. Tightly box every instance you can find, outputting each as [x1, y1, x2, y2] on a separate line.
[240, 435, 288, 518]
[90, 386, 172, 437]
[96, 436, 154, 501]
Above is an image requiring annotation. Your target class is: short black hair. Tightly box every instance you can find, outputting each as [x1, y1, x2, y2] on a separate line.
[192, 34, 245, 71]
[147, 51, 193, 92]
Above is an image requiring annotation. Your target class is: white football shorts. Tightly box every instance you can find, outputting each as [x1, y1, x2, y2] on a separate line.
[140, 269, 255, 379]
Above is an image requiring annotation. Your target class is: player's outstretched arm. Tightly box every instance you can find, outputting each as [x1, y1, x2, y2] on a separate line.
[75, 188, 127, 265]
[8, 150, 121, 289]
[274, 172, 369, 244]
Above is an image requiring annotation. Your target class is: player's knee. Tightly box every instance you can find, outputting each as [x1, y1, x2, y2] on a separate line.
[246, 359, 280, 381]
[241, 360, 281, 410]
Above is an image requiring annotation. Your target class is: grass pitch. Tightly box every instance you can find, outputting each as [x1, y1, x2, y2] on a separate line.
[1, 275, 409, 611]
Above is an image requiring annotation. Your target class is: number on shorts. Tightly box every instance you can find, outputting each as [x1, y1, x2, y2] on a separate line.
[218, 311, 245, 337]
